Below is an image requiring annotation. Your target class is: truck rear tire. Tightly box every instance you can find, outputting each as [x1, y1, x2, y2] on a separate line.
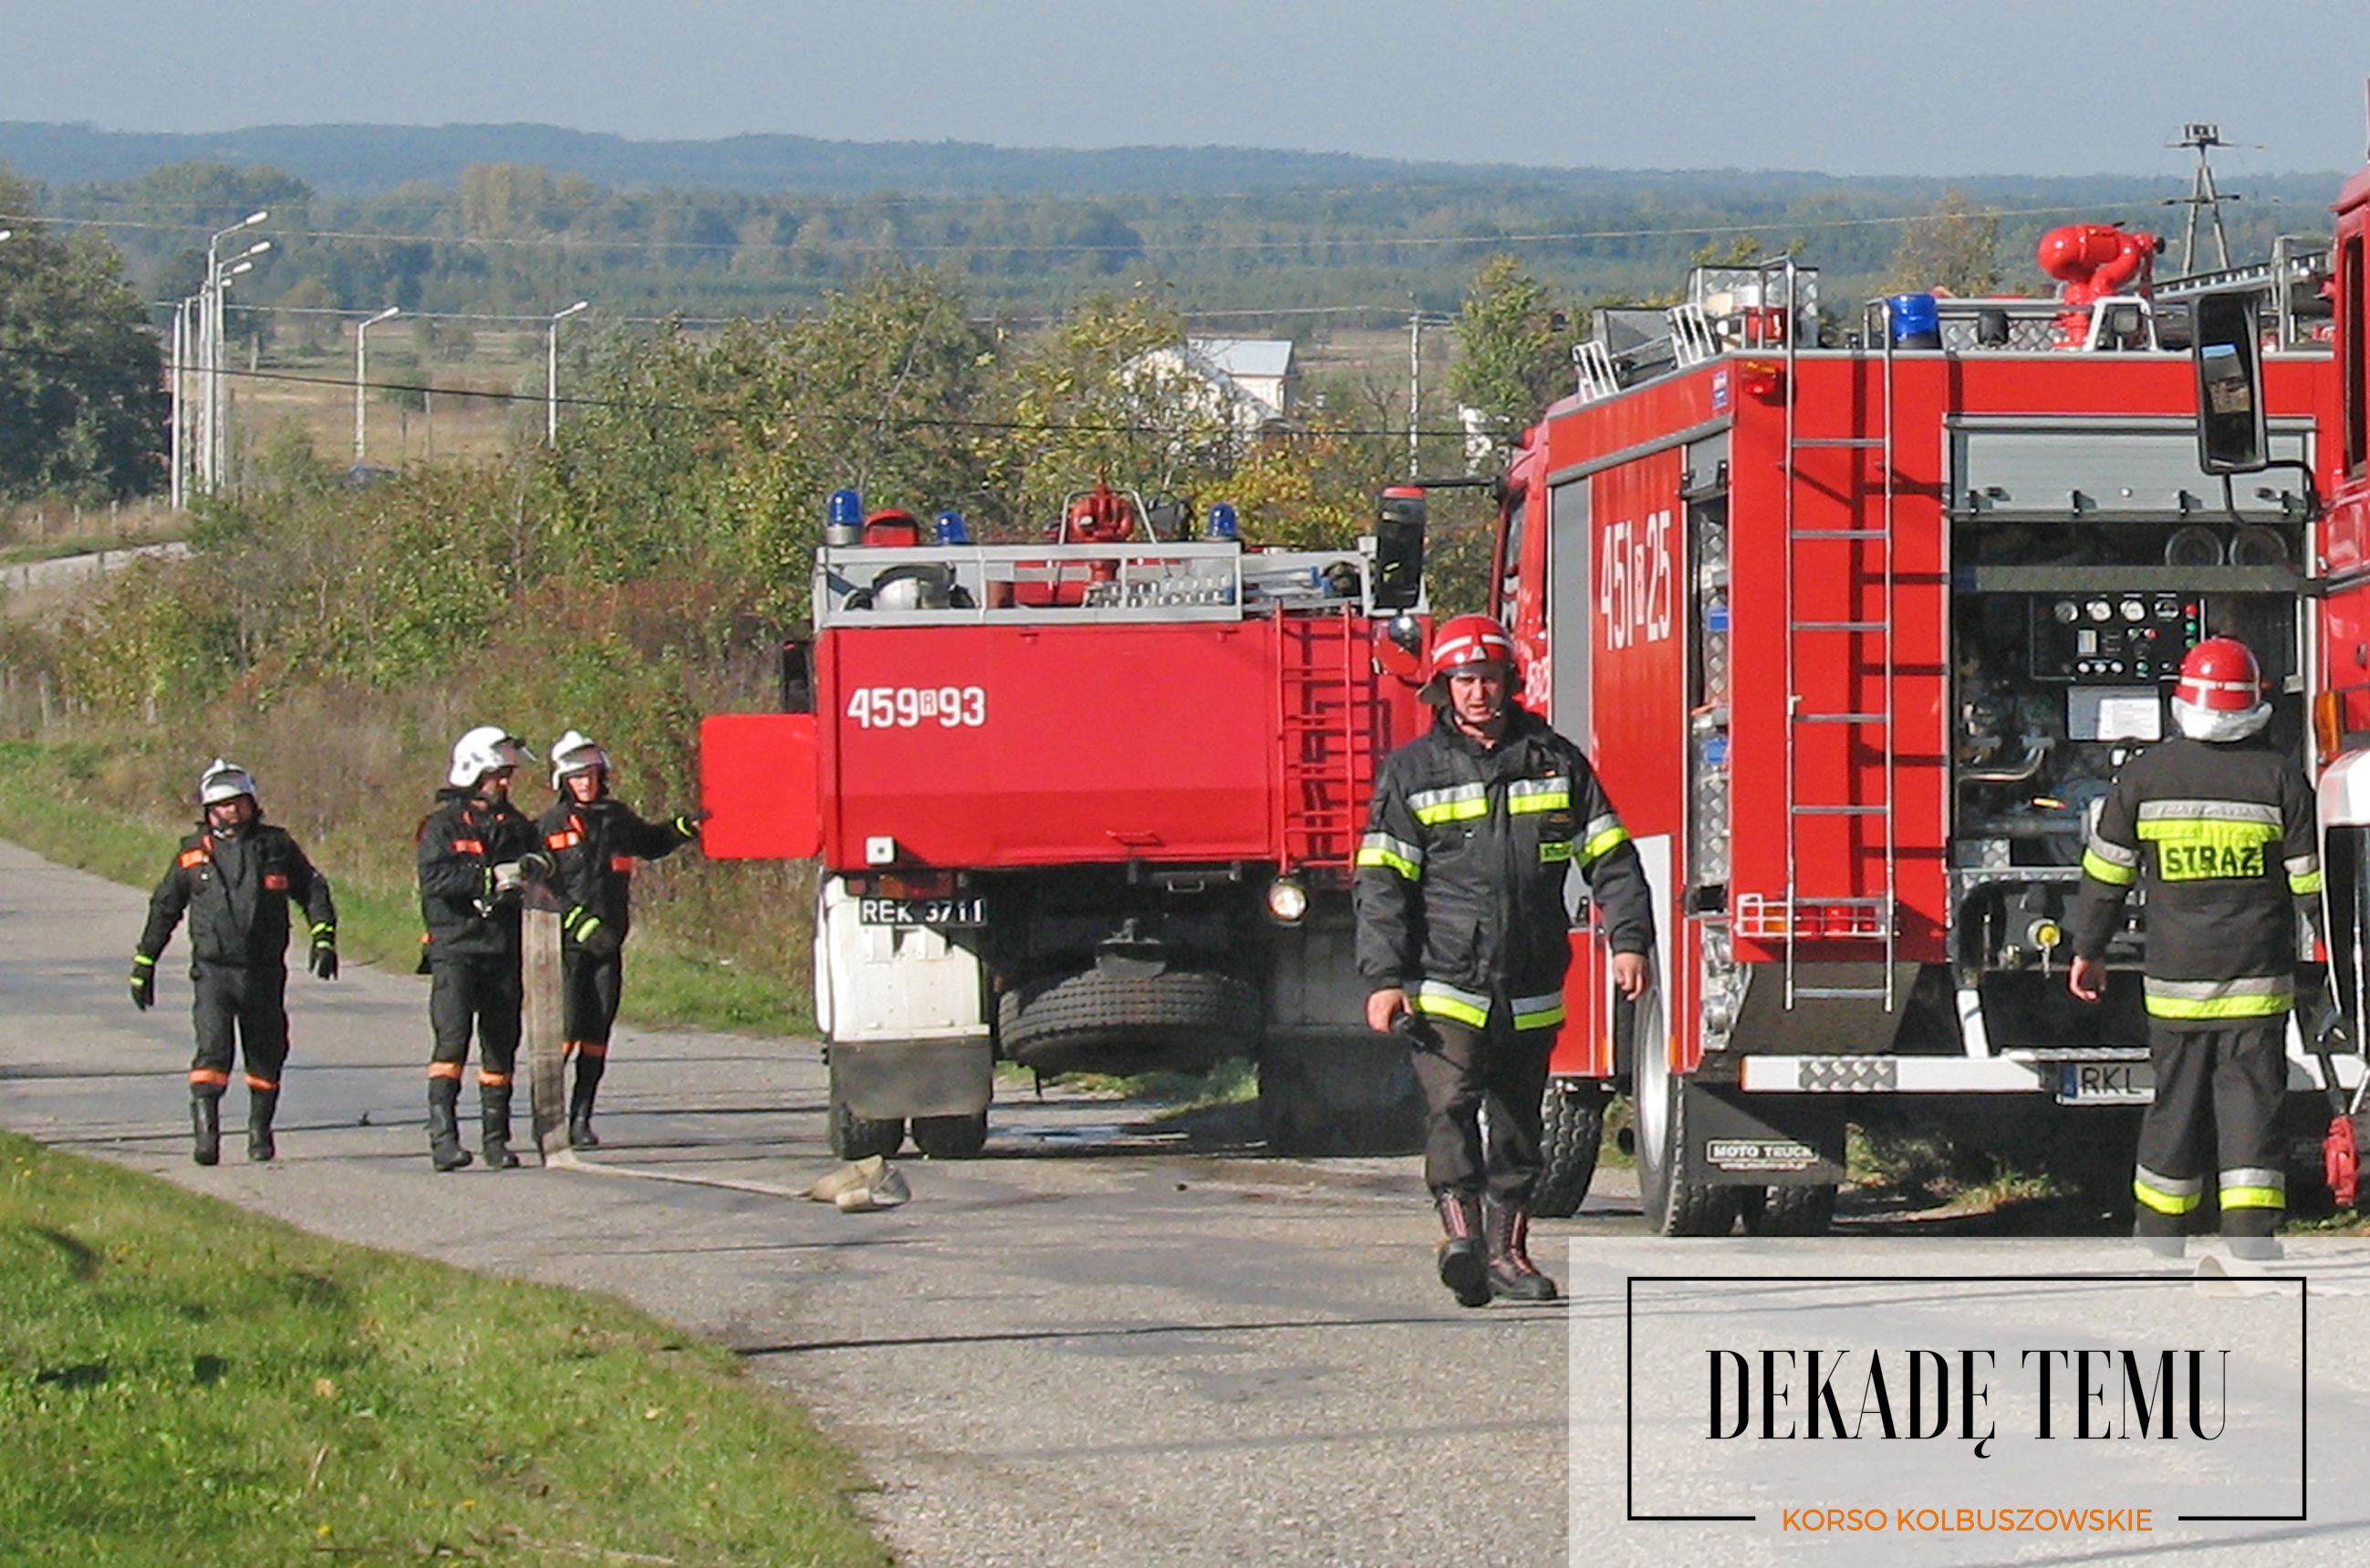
[1631, 990, 1739, 1237]
[998, 968, 1260, 1078]
[911, 1111, 990, 1159]
[829, 1075, 907, 1161]
[1532, 1082, 1608, 1218]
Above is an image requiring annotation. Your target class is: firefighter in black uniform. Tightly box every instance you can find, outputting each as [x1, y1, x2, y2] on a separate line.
[2069, 637, 2321, 1260]
[535, 730, 704, 1148]
[1356, 615, 1655, 1305]
[130, 759, 338, 1165]
[418, 726, 543, 1171]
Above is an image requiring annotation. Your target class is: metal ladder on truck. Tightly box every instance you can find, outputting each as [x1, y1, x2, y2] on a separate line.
[1771, 257, 1900, 1008]
[1274, 607, 1376, 874]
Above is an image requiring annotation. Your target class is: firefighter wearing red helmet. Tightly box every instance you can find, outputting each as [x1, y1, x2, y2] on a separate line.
[1356, 613, 1654, 1305]
[2068, 637, 2321, 1260]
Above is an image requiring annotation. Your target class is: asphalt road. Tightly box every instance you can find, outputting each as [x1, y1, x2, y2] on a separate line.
[13, 835, 2370, 1568]
[0, 838, 1573, 1568]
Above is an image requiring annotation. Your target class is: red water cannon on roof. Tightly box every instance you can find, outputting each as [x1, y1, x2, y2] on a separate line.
[2038, 223, 2163, 348]
[1055, 480, 1142, 544]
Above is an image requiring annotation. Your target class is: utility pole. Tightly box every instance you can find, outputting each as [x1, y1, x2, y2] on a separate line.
[1408, 308, 1452, 478]
[2168, 123, 2239, 275]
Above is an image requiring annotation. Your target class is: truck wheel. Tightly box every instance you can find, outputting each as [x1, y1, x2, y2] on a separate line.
[1631, 990, 1738, 1237]
[911, 1111, 989, 1159]
[1748, 1184, 1838, 1236]
[998, 969, 1260, 1077]
[829, 1078, 907, 1161]
[1532, 1083, 1608, 1219]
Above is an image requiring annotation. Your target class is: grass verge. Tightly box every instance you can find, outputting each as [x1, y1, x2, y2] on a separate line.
[0, 1130, 888, 1567]
[0, 740, 805, 1035]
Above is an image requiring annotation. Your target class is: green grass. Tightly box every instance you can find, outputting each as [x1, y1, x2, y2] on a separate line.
[0, 740, 807, 1036]
[0, 1130, 889, 1567]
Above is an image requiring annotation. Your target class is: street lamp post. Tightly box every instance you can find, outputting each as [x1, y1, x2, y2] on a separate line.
[353, 306, 401, 466]
[171, 294, 198, 509]
[200, 213, 269, 494]
[546, 299, 589, 444]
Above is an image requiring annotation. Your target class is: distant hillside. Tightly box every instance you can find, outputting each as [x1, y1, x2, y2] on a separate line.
[3, 119, 2350, 202]
[3, 120, 2356, 329]
[0, 120, 1682, 197]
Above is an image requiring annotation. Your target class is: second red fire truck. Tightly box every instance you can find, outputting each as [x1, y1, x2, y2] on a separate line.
[1503, 229, 2365, 1232]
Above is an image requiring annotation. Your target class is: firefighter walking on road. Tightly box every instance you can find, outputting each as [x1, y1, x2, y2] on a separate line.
[2069, 638, 2321, 1259]
[418, 726, 543, 1171]
[130, 759, 338, 1165]
[535, 730, 705, 1148]
[1355, 615, 1654, 1305]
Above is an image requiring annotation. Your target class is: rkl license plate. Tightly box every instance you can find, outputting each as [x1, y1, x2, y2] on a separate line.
[2056, 1062, 2155, 1105]
[858, 897, 985, 928]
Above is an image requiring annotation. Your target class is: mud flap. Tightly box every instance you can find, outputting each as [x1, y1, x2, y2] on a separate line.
[1689, 1085, 1847, 1187]
[521, 890, 567, 1162]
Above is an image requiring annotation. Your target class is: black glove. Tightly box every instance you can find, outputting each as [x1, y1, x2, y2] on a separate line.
[565, 905, 620, 957]
[130, 954, 156, 1012]
[310, 943, 339, 981]
[518, 850, 556, 882]
[671, 809, 712, 840]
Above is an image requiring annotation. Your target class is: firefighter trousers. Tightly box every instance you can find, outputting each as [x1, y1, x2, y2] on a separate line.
[189, 961, 289, 1097]
[2134, 1020, 2288, 1238]
[561, 948, 622, 1048]
[1406, 1003, 1554, 1206]
[427, 953, 522, 1085]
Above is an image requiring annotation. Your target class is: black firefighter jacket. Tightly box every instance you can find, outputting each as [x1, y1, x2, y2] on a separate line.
[139, 822, 335, 973]
[2069, 733, 2321, 1029]
[1355, 705, 1654, 1032]
[417, 787, 538, 961]
[535, 794, 696, 951]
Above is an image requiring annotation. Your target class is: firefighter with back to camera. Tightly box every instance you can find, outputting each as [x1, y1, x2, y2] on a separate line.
[1355, 614, 1654, 1305]
[417, 726, 546, 1171]
[130, 759, 338, 1166]
[535, 730, 706, 1148]
[2068, 637, 2322, 1260]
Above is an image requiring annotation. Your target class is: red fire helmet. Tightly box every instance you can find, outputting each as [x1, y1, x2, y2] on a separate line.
[1419, 614, 1518, 704]
[2175, 637, 2262, 712]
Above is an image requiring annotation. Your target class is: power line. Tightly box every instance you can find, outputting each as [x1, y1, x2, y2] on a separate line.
[2, 195, 2219, 262]
[0, 337, 1483, 442]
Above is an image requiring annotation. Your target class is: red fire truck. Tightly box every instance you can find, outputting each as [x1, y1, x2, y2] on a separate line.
[1505, 233, 2363, 1233]
[701, 485, 1436, 1158]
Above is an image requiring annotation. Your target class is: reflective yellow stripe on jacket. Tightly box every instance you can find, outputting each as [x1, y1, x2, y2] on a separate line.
[2142, 973, 2294, 1021]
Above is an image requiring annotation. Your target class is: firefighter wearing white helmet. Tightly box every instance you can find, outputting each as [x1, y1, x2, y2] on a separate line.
[417, 726, 544, 1170]
[2069, 637, 2321, 1259]
[535, 729, 706, 1147]
[1356, 614, 1653, 1305]
[131, 759, 338, 1166]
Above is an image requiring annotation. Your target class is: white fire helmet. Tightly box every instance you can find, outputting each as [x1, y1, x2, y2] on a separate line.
[549, 729, 612, 788]
[447, 725, 537, 788]
[198, 758, 258, 807]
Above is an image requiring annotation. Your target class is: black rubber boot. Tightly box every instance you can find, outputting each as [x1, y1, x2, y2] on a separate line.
[246, 1086, 278, 1163]
[2222, 1205, 2282, 1261]
[567, 1053, 604, 1149]
[480, 1084, 521, 1169]
[427, 1079, 473, 1171]
[2135, 1208, 2188, 1259]
[190, 1092, 222, 1167]
[1434, 1191, 1490, 1308]
[1485, 1200, 1560, 1302]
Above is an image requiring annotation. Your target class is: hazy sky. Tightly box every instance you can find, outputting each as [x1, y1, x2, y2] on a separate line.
[5, 0, 2366, 178]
